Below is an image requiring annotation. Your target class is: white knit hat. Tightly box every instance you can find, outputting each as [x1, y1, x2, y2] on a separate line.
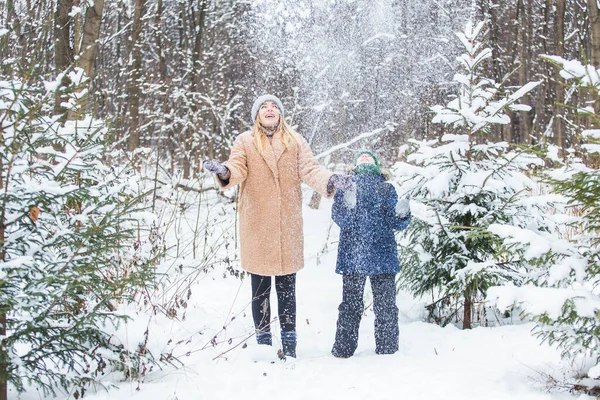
[251, 94, 285, 122]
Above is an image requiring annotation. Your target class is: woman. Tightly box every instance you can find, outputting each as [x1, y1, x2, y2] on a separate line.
[203, 94, 352, 358]
[330, 149, 411, 358]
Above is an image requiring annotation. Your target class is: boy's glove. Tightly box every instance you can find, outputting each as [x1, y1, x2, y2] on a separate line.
[203, 159, 228, 176]
[329, 174, 355, 191]
[343, 189, 357, 209]
[396, 194, 411, 219]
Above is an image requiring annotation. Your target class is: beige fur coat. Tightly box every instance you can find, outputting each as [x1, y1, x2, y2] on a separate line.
[217, 130, 333, 276]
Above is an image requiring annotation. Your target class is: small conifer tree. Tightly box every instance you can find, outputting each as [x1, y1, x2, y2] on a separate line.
[393, 21, 554, 329]
[0, 66, 157, 396]
[487, 56, 600, 375]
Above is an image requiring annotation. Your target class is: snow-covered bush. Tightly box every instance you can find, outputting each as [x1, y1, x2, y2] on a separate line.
[393, 21, 562, 329]
[0, 68, 158, 396]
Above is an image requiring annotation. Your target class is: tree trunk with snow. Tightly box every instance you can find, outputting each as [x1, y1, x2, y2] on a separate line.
[68, 0, 105, 120]
[554, 0, 566, 149]
[0, 0, 20, 74]
[155, 0, 167, 80]
[191, 0, 207, 92]
[78, 0, 104, 78]
[187, 0, 208, 178]
[54, 0, 74, 120]
[0, 307, 5, 400]
[129, 0, 146, 151]
[73, 0, 81, 62]
[518, 0, 534, 143]
[0, 236, 6, 400]
[0, 128, 6, 400]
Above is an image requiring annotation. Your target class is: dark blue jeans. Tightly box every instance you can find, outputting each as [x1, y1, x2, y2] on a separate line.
[332, 274, 399, 358]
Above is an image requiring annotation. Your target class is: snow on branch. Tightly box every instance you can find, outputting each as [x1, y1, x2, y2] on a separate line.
[314, 127, 386, 160]
[541, 55, 600, 87]
[432, 21, 540, 135]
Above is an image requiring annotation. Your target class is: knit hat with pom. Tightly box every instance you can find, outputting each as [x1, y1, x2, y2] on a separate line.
[354, 149, 381, 175]
[251, 94, 285, 122]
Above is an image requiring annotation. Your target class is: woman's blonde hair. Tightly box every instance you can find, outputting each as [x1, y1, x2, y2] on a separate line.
[252, 117, 300, 156]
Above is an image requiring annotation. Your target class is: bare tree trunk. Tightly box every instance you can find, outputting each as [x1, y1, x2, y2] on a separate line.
[588, 0, 600, 68]
[67, 0, 104, 120]
[463, 291, 472, 330]
[129, 0, 146, 151]
[534, 0, 550, 144]
[73, 0, 81, 59]
[0, 0, 21, 71]
[79, 0, 105, 77]
[516, 0, 534, 144]
[55, 0, 74, 67]
[554, 0, 566, 149]
[0, 306, 5, 400]
[54, 0, 74, 119]
[503, 117, 512, 143]
[501, 2, 520, 149]
[485, 0, 501, 82]
[182, 152, 191, 179]
[526, 0, 535, 144]
[0, 125, 7, 400]
[114, 3, 125, 145]
[587, 0, 600, 121]
[0, 299, 5, 400]
[8, 0, 27, 56]
[187, 0, 207, 176]
[155, 0, 167, 80]
[484, 0, 504, 143]
[191, 0, 208, 92]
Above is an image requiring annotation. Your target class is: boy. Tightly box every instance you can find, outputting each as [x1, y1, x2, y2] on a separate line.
[331, 149, 411, 358]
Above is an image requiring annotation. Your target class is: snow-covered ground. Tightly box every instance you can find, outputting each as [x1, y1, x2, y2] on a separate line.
[19, 189, 593, 400]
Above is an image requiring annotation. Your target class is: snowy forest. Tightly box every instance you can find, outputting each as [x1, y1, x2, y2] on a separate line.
[1, 0, 600, 399]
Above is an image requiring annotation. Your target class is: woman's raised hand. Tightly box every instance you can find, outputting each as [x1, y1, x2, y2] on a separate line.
[329, 174, 355, 191]
[203, 159, 229, 176]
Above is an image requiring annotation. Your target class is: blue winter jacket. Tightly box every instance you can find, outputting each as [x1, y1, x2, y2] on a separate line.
[332, 173, 411, 275]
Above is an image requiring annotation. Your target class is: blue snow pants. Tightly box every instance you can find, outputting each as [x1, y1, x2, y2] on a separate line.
[332, 273, 399, 358]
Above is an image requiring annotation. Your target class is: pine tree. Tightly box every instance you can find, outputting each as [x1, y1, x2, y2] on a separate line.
[0, 65, 158, 396]
[487, 56, 600, 374]
[394, 20, 553, 329]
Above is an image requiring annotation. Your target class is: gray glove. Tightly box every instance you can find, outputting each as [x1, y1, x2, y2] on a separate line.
[396, 194, 411, 218]
[203, 159, 228, 176]
[329, 174, 355, 191]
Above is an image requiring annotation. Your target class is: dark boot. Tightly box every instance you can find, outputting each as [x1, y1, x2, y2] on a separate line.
[281, 331, 297, 358]
[256, 331, 272, 346]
